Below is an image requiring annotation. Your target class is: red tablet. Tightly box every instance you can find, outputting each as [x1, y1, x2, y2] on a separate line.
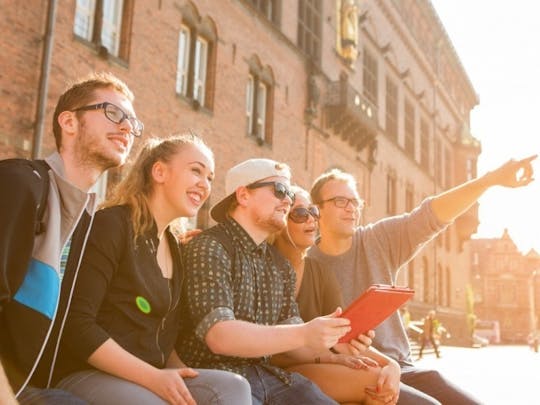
[338, 284, 414, 343]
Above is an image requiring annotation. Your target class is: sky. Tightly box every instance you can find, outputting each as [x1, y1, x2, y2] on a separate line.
[430, 0, 540, 254]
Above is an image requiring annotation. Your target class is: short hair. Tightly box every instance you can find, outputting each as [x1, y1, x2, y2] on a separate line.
[52, 72, 134, 150]
[310, 168, 358, 203]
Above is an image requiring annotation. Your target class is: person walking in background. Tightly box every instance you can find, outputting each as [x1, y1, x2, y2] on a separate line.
[272, 185, 400, 404]
[418, 310, 441, 359]
[308, 155, 536, 405]
[55, 135, 251, 405]
[177, 158, 351, 405]
[0, 72, 139, 404]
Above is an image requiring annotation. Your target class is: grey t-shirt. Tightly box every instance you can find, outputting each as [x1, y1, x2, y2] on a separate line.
[308, 198, 448, 364]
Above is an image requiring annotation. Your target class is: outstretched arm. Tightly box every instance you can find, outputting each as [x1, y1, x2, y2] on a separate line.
[431, 155, 536, 223]
[206, 308, 351, 357]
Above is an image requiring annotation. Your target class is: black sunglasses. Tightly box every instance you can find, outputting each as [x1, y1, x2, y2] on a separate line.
[247, 181, 295, 203]
[288, 206, 320, 223]
[72, 102, 144, 137]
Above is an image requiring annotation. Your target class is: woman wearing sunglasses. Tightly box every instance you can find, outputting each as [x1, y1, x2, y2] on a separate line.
[271, 186, 400, 405]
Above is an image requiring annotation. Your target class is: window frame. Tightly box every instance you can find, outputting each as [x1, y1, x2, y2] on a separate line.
[404, 99, 415, 159]
[193, 36, 208, 106]
[363, 47, 378, 106]
[176, 25, 191, 97]
[385, 76, 398, 141]
[297, 0, 322, 62]
[73, 0, 132, 61]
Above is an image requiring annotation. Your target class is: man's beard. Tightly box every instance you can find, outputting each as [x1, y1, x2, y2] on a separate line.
[256, 211, 287, 234]
[75, 124, 126, 171]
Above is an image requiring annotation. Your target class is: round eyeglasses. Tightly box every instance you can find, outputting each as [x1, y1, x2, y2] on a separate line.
[288, 206, 320, 223]
[72, 102, 144, 137]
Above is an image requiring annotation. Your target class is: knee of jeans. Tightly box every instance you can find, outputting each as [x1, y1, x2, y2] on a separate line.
[423, 369, 443, 381]
[228, 373, 251, 393]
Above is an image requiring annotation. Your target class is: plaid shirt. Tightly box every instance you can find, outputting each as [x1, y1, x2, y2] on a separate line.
[177, 217, 302, 382]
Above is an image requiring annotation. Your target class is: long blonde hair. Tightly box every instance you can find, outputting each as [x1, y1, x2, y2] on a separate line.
[102, 133, 213, 239]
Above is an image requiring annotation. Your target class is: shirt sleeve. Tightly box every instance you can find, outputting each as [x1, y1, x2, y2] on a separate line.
[362, 197, 449, 275]
[62, 208, 127, 360]
[0, 162, 42, 306]
[183, 236, 238, 341]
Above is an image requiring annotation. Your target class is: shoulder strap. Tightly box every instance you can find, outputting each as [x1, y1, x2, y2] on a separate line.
[29, 160, 50, 235]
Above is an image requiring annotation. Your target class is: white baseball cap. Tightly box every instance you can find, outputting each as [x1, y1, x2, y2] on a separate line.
[210, 158, 291, 222]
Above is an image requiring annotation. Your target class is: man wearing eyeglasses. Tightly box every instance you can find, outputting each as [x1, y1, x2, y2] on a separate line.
[0, 72, 141, 404]
[308, 155, 537, 405]
[177, 158, 351, 404]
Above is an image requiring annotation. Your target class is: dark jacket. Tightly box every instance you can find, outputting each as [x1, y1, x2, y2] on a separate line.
[55, 205, 184, 382]
[0, 153, 96, 394]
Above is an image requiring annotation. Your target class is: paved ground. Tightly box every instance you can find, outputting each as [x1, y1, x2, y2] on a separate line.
[414, 344, 540, 404]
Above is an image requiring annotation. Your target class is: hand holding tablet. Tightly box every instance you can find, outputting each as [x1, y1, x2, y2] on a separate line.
[338, 284, 414, 343]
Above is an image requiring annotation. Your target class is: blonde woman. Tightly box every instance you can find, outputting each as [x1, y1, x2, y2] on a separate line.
[56, 134, 250, 405]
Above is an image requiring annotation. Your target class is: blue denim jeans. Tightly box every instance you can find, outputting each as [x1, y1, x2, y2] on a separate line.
[244, 365, 338, 405]
[17, 385, 88, 405]
[57, 368, 251, 405]
[398, 365, 482, 405]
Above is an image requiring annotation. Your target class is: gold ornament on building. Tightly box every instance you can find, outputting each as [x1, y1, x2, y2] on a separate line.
[337, 0, 359, 65]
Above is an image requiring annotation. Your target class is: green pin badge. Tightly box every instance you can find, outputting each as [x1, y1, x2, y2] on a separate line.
[136, 296, 151, 314]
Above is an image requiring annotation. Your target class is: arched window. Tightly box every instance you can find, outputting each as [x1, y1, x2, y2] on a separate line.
[245, 55, 275, 145]
[176, 2, 217, 110]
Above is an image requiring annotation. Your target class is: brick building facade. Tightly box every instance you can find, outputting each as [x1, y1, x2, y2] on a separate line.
[0, 0, 482, 341]
[466, 230, 540, 343]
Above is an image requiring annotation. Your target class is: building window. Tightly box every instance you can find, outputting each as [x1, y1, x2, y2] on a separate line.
[297, 0, 322, 62]
[193, 37, 208, 106]
[405, 185, 414, 212]
[363, 48, 378, 106]
[386, 172, 396, 215]
[175, 4, 217, 110]
[435, 137, 443, 186]
[404, 99, 415, 159]
[446, 266, 452, 307]
[249, 0, 281, 25]
[73, 0, 133, 59]
[246, 56, 274, 145]
[423, 257, 430, 303]
[438, 264, 444, 306]
[445, 228, 451, 252]
[408, 260, 415, 290]
[444, 147, 452, 188]
[385, 77, 398, 141]
[176, 26, 191, 97]
[466, 157, 476, 180]
[420, 118, 430, 171]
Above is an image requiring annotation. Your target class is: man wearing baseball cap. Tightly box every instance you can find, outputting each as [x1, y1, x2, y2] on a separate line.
[177, 158, 350, 404]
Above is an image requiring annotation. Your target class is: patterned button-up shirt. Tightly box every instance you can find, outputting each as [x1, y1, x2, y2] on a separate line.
[177, 217, 302, 381]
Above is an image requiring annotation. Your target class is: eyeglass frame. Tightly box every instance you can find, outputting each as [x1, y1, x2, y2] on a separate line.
[288, 205, 320, 224]
[317, 196, 363, 209]
[246, 181, 295, 203]
[71, 102, 144, 137]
